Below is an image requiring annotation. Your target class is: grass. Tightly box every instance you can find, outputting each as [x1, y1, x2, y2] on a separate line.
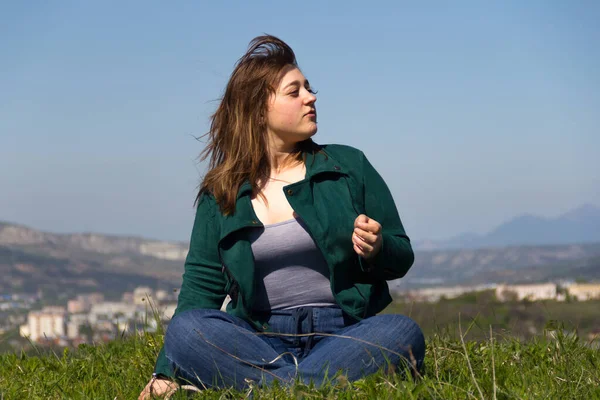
[1, 316, 599, 400]
[385, 292, 600, 343]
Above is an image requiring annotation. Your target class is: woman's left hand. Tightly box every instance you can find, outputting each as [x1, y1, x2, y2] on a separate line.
[352, 214, 383, 259]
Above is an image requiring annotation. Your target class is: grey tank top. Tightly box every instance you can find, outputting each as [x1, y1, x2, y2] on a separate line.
[249, 217, 336, 312]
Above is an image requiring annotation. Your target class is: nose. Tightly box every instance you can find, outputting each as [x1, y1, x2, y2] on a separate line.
[304, 89, 317, 104]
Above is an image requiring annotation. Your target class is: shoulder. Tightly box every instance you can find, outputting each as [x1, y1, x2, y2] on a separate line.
[195, 190, 220, 220]
[317, 143, 382, 183]
[317, 144, 371, 185]
[320, 143, 366, 163]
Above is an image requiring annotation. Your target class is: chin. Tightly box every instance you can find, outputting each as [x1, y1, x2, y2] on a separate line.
[294, 125, 318, 139]
[304, 128, 318, 139]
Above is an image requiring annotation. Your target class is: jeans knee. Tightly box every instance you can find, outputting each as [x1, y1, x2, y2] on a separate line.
[375, 314, 425, 358]
[165, 309, 221, 350]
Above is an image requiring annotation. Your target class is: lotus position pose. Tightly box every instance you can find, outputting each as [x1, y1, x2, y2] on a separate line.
[139, 35, 425, 399]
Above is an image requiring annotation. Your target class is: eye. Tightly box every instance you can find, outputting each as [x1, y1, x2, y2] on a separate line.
[307, 87, 318, 95]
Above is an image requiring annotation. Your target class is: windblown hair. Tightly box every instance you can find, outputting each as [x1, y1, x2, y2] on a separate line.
[196, 34, 317, 215]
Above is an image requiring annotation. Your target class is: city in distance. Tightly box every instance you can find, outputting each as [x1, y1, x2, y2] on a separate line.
[1, 203, 599, 353]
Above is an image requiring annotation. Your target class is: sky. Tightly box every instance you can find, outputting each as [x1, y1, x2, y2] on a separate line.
[1, 1, 599, 242]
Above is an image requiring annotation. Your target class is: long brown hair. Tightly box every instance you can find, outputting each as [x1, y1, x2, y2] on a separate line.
[196, 35, 317, 215]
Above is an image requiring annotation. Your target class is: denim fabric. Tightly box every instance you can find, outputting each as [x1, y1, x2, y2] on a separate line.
[164, 307, 425, 390]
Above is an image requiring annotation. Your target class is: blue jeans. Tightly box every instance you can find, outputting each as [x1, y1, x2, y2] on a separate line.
[164, 307, 425, 390]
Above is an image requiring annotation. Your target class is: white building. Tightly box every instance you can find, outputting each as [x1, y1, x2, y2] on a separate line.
[88, 302, 140, 325]
[567, 283, 600, 301]
[19, 306, 66, 342]
[495, 283, 557, 302]
[66, 313, 90, 339]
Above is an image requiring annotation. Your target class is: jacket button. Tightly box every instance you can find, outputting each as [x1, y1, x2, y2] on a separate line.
[252, 220, 259, 224]
[286, 189, 294, 196]
[262, 324, 268, 330]
[334, 165, 341, 170]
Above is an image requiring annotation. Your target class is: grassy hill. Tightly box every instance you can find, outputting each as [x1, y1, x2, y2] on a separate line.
[386, 292, 600, 343]
[1, 317, 599, 399]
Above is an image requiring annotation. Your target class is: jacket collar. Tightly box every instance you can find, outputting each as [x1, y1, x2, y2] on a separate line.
[219, 145, 347, 243]
[220, 191, 259, 243]
[304, 146, 347, 178]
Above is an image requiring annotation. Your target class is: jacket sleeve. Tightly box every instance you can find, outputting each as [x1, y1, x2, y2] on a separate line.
[154, 193, 227, 378]
[357, 152, 415, 281]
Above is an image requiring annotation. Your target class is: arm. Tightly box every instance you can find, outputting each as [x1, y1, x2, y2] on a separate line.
[356, 152, 414, 281]
[153, 193, 227, 378]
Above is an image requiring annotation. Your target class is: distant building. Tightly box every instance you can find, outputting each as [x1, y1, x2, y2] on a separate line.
[88, 302, 139, 325]
[66, 313, 90, 339]
[67, 299, 85, 314]
[87, 292, 105, 305]
[68, 293, 105, 313]
[495, 283, 557, 302]
[402, 285, 494, 303]
[567, 283, 600, 301]
[19, 306, 66, 342]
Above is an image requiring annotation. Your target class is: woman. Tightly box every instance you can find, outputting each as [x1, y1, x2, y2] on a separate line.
[139, 35, 424, 399]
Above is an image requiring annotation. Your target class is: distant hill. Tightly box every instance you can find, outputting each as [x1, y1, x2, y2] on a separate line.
[0, 221, 188, 261]
[390, 242, 600, 291]
[0, 245, 171, 299]
[1, 220, 600, 296]
[0, 222, 187, 298]
[412, 204, 600, 250]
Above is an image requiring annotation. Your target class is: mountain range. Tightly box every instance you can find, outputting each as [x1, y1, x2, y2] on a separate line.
[1, 203, 599, 296]
[0, 222, 187, 298]
[412, 204, 600, 250]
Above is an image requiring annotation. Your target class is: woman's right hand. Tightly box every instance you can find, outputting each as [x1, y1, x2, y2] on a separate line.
[138, 377, 179, 399]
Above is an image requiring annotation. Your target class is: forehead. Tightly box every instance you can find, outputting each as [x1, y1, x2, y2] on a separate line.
[277, 67, 306, 88]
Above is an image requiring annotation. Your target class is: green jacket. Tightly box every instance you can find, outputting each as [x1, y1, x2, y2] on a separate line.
[154, 144, 414, 377]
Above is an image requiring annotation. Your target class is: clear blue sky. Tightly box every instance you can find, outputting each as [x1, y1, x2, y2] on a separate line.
[1, 1, 599, 242]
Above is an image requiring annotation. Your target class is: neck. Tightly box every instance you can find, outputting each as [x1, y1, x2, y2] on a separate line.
[267, 132, 300, 173]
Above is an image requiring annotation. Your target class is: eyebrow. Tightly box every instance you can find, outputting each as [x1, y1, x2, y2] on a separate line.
[283, 79, 310, 90]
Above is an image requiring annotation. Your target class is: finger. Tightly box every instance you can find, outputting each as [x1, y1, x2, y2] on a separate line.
[353, 233, 373, 253]
[354, 228, 378, 245]
[357, 219, 381, 234]
[354, 214, 369, 228]
[353, 243, 365, 257]
[353, 233, 363, 249]
[370, 221, 382, 235]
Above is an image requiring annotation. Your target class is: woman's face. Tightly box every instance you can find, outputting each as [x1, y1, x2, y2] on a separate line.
[266, 66, 317, 145]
